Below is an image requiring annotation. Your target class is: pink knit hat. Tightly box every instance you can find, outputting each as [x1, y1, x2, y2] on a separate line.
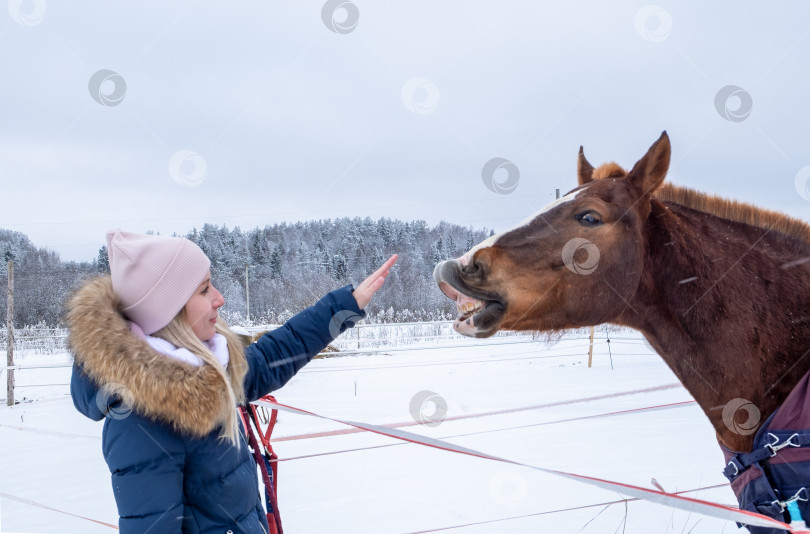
[106, 229, 211, 335]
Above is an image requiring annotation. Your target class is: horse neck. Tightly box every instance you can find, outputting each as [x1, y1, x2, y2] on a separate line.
[618, 200, 810, 452]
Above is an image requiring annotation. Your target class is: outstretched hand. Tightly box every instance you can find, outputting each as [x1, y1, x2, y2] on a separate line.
[353, 254, 398, 310]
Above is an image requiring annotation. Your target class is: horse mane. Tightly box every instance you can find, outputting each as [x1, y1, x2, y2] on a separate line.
[590, 162, 810, 244]
[654, 183, 810, 244]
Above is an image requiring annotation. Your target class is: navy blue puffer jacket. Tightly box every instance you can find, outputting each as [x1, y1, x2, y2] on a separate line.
[69, 276, 363, 533]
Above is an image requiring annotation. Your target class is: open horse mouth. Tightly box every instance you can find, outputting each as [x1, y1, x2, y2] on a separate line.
[433, 259, 506, 338]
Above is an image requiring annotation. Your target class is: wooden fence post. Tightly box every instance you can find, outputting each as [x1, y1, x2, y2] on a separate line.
[245, 263, 250, 322]
[6, 259, 14, 406]
[587, 325, 595, 368]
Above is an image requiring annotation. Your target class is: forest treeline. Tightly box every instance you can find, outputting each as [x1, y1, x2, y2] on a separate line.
[0, 219, 493, 326]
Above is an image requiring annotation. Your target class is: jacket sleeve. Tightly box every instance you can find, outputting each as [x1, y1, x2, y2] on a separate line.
[103, 417, 186, 534]
[70, 363, 106, 421]
[243, 284, 365, 401]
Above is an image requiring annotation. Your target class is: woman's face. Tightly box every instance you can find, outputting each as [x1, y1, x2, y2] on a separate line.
[184, 273, 225, 341]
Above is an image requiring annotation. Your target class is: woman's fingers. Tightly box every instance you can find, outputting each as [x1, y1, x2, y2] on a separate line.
[353, 254, 398, 309]
[368, 255, 397, 284]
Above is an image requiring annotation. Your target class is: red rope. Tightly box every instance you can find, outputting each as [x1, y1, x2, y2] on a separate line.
[255, 398, 796, 532]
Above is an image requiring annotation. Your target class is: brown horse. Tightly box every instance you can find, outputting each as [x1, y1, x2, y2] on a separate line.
[434, 132, 810, 457]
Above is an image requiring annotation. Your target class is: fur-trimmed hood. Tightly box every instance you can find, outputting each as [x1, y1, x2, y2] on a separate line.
[67, 276, 232, 437]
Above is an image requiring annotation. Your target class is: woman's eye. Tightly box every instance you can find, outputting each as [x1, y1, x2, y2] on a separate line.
[579, 212, 602, 226]
[201, 286, 209, 295]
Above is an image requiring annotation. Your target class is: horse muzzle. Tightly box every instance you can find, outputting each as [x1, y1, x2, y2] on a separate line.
[433, 259, 506, 338]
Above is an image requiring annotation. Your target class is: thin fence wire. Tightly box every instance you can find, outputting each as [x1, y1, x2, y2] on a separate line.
[1, 323, 643, 403]
[1, 322, 638, 370]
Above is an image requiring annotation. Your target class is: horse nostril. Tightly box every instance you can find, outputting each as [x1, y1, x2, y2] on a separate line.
[460, 255, 486, 276]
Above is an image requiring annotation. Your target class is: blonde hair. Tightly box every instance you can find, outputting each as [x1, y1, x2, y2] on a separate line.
[153, 312, 249, 446]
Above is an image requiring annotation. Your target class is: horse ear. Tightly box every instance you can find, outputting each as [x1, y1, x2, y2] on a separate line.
[578, 146, 594, 185]
[627, 131, 671, 196]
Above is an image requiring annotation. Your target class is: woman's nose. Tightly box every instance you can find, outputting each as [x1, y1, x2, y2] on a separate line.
[213, 287, 225, 308]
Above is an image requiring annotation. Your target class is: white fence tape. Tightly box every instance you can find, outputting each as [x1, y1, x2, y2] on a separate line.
[254, 398, 801, 533]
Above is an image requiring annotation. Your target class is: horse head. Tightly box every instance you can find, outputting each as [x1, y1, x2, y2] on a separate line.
[434, 132, 671, 337]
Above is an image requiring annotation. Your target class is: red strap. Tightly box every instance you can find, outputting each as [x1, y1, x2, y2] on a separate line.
[249, 396, 280, 486]
[250, 402, 278, 453]
[241, 401, 283, 534]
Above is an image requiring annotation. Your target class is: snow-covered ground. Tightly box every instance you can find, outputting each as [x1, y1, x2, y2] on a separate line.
[0, 329, 742, 533]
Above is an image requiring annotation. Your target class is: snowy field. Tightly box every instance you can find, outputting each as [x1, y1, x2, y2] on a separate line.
[0, 329, 744, 533]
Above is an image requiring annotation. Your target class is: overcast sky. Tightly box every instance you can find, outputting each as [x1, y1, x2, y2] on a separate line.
[1, 1, 809, 262]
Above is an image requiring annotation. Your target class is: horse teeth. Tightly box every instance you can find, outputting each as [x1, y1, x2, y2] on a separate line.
[457, 301, 483, 315]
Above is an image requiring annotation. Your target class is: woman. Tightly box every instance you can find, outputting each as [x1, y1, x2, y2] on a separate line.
[68, 229, 397, 533]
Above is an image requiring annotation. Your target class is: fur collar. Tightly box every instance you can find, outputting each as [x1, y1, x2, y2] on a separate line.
[67, 276, 232, 438]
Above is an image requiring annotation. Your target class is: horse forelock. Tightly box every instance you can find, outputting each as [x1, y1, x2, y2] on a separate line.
[592, 162, 627, 180]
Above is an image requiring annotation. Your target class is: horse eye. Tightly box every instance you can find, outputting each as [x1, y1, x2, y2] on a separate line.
[578, 212, 602, 226]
